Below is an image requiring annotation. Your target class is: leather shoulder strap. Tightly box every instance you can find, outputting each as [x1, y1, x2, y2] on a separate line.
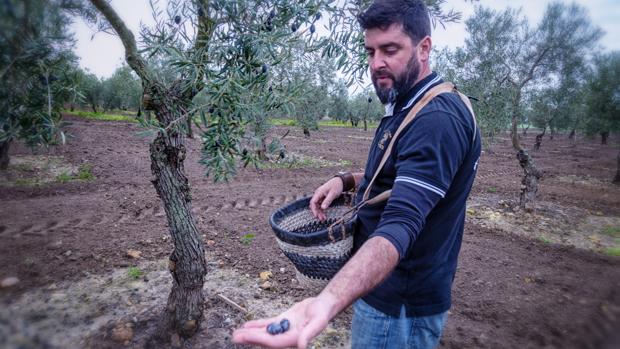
[362, 82, 474, 202]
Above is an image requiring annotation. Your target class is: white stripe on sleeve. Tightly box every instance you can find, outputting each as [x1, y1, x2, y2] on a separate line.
[395, 176, 446, 198]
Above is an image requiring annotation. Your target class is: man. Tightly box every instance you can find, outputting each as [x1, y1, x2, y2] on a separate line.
[233, 0, 480, 348]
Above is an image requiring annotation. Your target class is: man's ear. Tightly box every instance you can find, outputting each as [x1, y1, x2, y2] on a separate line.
[418, 35, 432, 62]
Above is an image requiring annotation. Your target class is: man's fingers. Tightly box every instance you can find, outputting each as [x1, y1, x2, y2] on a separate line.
[320, 189, 339, 210]
[240, 316, 278, 329]
[232, 328, 296, 348]
[309, 192, 323, 218]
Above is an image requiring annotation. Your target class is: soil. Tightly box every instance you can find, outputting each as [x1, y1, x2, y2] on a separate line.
[1, 115, 619, 349]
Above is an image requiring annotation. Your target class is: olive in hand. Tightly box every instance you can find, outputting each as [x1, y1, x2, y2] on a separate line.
[266, 318, 290, 335]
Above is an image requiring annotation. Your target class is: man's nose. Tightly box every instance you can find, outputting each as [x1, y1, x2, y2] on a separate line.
[370, 55, 387, 72]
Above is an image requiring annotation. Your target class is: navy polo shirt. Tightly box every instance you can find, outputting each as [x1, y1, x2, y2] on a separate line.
[354, 72, 481, 317]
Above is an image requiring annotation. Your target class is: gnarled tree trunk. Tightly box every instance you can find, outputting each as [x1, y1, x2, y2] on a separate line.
[601, 131, 609, 145]
[614, 149, 620, 184]
[534, 126, 546, 151]
[0, 139, 12, 170]
[149, 106, 206, 336]
[511, 106, 542, 209]
[90, 0, 210, 340]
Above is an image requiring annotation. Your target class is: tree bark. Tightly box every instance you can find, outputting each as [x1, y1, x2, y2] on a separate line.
[89, 0, 208, 339]
[511, 103, 542, 209]
[534, 126, 546, 151]
[614, 149, 620, 184]
[186, 116, 194, 139]
[150, 105, 207, 338]
[0, 139, 11, 170]
[517, 150, 542, 207]
[601, 131, 609, 145]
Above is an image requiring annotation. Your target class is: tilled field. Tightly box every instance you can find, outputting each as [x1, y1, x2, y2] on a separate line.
[1, 115, 619, 348]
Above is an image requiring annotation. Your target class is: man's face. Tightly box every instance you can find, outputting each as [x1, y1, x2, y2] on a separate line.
[364, 23, 421, 104]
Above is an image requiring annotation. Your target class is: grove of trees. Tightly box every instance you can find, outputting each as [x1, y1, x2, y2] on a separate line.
[1, 0, 619, 343]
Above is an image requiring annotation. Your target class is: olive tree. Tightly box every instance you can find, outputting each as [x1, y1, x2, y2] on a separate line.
[85, 0, 464, 341]
[583, 51, 620, 183]
[0, 0, 82, 170]
[458, 3, 601, 208]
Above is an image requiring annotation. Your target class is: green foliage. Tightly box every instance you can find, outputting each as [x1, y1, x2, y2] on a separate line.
[604, 247, 620, 257]
[100, 65, 142, 112]
[435, 3, 601, 150]
[0, 0, 84, 153]
[55, 163, 95, 182]
[270, 119, 297, 126]
[87, 0, 464, 182]
[240, 233, 255, 245]
[127, 266, 144, 279]
[70, 110, 137, 122]
[76, 164, 95, 181]
[601, 226, 620, 238]
[583, 52, 620, 137]
[538, 236, 551, 244]
[56, 172, 73, 183]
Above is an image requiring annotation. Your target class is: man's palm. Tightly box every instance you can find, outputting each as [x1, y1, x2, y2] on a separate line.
[232, 297, 330, 349]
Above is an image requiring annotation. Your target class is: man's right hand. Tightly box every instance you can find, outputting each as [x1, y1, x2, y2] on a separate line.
[309, 177, 343, 221]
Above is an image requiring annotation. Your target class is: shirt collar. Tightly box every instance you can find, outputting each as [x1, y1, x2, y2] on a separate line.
[383, 72, 441, 118]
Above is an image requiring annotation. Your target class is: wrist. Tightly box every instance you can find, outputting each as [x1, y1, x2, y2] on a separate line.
[316, 290, 344, 320]
[334, 171, 355, 192]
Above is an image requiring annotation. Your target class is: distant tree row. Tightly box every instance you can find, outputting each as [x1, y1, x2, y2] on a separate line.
[434, 2, 620, 204]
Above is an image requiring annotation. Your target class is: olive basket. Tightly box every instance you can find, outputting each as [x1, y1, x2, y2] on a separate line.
[269, 193, 357, 289]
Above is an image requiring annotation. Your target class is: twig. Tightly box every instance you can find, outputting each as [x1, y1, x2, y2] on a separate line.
[217, 293, 248, 314]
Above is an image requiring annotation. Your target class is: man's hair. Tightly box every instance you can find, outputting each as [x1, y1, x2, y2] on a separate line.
[357, 0, 431, 43]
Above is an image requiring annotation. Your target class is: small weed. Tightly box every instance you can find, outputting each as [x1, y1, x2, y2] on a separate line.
[601, 226, 620, 238]
[14, 178, 38, 186]
[240, 233, 256, 245]
[56, 172, 73, 183]
[127, 267, 144, 279]
[76, 164, 95, 181]
[487, 187, 498, 193]
[604, 247, 620, 257]
[538, 236, 551, 244]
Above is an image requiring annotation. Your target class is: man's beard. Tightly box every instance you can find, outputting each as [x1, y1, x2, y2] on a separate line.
[372, 55, 421, 105]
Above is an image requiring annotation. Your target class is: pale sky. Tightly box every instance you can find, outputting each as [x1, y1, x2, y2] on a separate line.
[72, 0, 620, 79]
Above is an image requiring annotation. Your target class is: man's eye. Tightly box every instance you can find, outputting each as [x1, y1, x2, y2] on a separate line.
[385, 49, 398, 55]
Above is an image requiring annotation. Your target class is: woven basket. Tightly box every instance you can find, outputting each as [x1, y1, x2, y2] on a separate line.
[269, 193, 357, 289]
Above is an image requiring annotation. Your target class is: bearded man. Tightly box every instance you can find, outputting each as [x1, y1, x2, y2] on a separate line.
[233, 0, 481, 348]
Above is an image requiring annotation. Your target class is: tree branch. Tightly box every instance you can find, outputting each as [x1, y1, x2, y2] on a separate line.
[520, 45, 551, 89]
[89, 0, 154, 86]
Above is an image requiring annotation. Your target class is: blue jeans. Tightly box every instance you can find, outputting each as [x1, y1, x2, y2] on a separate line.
[351, 299, 447, 349]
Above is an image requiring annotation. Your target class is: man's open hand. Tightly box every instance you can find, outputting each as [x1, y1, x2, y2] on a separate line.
[232, 296, 334, 349]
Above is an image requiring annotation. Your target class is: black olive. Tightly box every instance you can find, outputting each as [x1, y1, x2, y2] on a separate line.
[262, 64, 268, 74]
[367, 97, 372, 103]
[174, 15, 181, 24]
[309, 24, 315, 34]
[280, 319, 290, 331]
[291, 23, 298, 32]
[315, 12, 321, 20]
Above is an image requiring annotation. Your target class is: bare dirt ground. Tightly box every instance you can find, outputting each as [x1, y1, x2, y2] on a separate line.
[1, 115, 619, 349]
